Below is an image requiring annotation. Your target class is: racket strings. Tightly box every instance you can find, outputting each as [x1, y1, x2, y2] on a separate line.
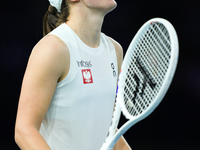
[123, 22, 171, 117]
[124, 64, 150, 116]
[149, 24, 171, 83]
[150, 24, 171, 64]
[140, 28, 169, 84]
[154, 23, 171, 52]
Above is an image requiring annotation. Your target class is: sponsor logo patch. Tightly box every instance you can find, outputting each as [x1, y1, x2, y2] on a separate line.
[81, 69, 93, 84]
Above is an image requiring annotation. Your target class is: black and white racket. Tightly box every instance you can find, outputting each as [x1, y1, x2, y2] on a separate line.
[100, 18, 179, 150]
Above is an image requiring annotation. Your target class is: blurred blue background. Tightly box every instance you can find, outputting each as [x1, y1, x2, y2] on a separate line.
[1, 0, 200, 149]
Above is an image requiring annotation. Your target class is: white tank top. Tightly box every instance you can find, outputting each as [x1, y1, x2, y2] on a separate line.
[39, 23, 118, 150]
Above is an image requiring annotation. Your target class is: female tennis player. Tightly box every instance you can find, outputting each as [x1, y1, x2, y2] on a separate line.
[15, 0, 131, 149]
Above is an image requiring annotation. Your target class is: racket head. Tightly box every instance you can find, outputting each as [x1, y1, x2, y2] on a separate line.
[117, 18, 179, 120]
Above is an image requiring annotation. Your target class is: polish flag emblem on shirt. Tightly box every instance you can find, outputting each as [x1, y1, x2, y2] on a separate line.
[82, 69, 93, 84]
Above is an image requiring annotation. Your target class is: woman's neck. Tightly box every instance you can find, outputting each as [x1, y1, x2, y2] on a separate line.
[66, 4, 105, 48]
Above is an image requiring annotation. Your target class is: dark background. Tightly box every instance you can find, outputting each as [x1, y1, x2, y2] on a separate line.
[1, 0, 200, 149]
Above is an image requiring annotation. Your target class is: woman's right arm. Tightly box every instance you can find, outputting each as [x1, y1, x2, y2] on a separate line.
[15, 35, 70, 150]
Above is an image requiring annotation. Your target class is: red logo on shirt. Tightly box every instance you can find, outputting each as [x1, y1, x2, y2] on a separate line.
[82, 69, 93, 84]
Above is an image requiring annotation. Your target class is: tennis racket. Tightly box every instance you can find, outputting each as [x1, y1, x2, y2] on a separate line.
[100, 18, 179, 150]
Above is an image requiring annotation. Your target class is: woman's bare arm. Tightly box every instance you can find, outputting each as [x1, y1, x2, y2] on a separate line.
[15, 35, 70, 150]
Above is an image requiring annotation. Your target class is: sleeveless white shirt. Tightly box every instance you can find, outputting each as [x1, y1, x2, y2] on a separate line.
[39, 23, 118, 150]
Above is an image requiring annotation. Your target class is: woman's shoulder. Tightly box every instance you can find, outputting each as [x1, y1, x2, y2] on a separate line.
[107, 36, 123, 58]
[103, 35, 123, 73]
[32, 35, 69, 60]
[28, 35, 70, 81]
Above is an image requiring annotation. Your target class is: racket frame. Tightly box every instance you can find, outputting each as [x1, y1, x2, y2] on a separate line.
[100, 18, 179, 150]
